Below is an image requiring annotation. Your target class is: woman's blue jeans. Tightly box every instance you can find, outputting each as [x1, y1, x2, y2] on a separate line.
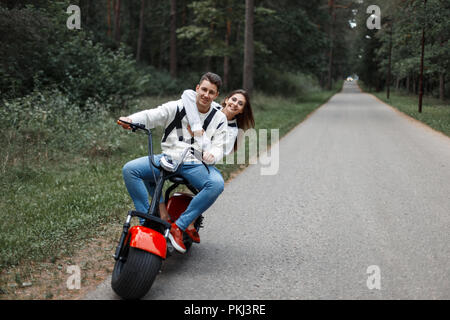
[122, 155, 224, 230]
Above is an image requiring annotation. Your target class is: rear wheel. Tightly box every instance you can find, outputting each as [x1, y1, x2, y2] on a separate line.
[111, 245, 162, 300]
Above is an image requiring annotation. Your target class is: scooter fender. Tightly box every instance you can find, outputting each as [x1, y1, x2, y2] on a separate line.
[128, 226, 167, 259]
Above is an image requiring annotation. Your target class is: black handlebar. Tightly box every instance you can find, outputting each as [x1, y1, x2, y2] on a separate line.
[117, 119, 148, 133]
[117, 119, 159, 170]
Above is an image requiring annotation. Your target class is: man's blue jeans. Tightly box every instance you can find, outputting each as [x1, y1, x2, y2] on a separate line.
[122, 155, 224, 230]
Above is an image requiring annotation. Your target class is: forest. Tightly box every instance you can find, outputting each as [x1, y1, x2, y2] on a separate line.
[1, 0, 448, 106]
[0, 0, 353, 103]
[353, 0, 449, 103]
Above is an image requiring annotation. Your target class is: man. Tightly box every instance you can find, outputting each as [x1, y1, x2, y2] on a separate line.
[118, 72, 227, 253]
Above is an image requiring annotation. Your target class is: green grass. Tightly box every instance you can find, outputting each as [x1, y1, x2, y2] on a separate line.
[365, 89, 450, 137]
[0, 85, 341, 272]
[0, 160, 128, 265]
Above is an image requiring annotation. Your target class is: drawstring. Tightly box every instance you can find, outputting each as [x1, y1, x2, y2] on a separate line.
[190, 147, 210, 174]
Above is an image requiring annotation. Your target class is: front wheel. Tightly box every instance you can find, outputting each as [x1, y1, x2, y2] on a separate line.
[111, 246, 162, 300]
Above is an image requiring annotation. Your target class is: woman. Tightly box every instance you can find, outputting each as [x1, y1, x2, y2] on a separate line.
[182, 88, 255, 156]
[162, 88, 255, 242]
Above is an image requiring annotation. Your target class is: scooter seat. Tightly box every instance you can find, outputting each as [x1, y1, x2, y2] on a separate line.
[169, 175, 189, 184]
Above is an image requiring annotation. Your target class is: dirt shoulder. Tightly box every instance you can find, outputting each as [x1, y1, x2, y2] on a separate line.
[0, 221, 121, 300]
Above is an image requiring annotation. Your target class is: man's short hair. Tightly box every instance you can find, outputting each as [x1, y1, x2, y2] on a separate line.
[199, 72, 222, 92]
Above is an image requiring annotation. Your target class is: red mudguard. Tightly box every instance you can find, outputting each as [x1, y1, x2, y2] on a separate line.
[166, 192, 193, 222]
[128, 226, 167, 259]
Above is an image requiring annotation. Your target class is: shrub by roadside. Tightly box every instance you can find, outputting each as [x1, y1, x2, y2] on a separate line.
[0, 88, 119, 171]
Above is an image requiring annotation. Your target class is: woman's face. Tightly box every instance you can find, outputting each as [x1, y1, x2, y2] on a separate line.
[224, 93, 246, 118]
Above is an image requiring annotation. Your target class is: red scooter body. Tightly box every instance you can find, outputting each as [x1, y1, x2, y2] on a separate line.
[128, 226, 167, 259]
[127, 192, 193, 260]
[166, 192, 194, 222]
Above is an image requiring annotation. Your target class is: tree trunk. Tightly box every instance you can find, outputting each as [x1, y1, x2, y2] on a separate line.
[439, 72, 445, 101]
[387, 23, 393, 99]
[107, 0, 112, 37]
[181, 6, 187, 26]
[327, 0, 336, 91]
[223, 8, 232, 91]
[114, 0, 121, 45]
[327, 43, 333, 90]
[223, 50, 230, 91]
[159, 32, 165, 69]
[418, 0, 427, 113]
[136, 0, 145, 62]
[127, 0, 135, 41]
[84, 0, 90, 27]
[243, 0, 254, 95]
[413, 75, 417, 95]
[170, 0, 177, 78]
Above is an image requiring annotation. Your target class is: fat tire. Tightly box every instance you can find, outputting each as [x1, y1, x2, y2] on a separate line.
[111, 247, 162, 300]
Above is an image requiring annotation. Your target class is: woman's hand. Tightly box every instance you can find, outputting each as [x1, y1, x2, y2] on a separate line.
[202, 151, 215, 164]
[187, 125, 204, 137]
[117, 117, 133, 129]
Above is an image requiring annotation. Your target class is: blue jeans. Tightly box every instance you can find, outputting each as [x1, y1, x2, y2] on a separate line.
[122, 155, 224, 230]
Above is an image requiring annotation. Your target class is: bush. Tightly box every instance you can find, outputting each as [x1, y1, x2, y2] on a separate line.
[0, 6, 51, 98]
[255, 67, 321, 96]
[0, 88, 120, 173]
[47, 38, 151, 110]
[138, 66, 181, 96]
[0, 4, 150, 110]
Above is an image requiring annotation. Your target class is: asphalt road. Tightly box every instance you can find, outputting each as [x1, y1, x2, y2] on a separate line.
[85, 81, 450, 300]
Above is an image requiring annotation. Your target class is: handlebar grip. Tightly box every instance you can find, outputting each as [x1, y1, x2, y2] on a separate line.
[117, 119, 131, 129]
[117, 119, 148, 133]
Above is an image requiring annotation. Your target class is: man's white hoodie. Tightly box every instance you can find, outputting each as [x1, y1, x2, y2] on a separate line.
[128, 99, 227, 164]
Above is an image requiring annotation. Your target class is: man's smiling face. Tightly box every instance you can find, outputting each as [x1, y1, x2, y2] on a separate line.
[195, 80, 219, 113]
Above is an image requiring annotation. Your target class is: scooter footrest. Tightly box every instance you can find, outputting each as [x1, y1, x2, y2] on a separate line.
[128, 210, 171, 229]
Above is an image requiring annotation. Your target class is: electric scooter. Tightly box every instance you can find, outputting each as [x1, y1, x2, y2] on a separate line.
[111, 119, 204, 300]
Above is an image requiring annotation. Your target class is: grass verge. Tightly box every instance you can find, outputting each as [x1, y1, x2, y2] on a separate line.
[363, 87, 450, 137]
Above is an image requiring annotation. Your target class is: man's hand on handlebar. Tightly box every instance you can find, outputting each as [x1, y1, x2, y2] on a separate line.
[117, 117, 133, 129]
